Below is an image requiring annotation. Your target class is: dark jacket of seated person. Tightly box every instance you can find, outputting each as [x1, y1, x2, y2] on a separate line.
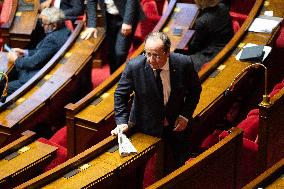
[40, 0, 83, 20]
[6, 7, 71, 95]
[188, 0, 234, 72]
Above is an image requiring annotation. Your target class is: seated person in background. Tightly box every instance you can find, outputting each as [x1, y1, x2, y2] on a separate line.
[6, 7, 71, 95]
[188, 0, 234, 71]
[40, 0, 83, 20]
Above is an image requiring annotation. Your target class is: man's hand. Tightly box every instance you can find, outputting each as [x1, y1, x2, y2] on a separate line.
[11, 48, 27, 57]
[111, 124, 129, 136]
[173, 116, 188, 132]
[7, 52, 18, 63]
[121, 23, 132, 36]
[40, 0, 52, 11]
[81, 27, 98, 40]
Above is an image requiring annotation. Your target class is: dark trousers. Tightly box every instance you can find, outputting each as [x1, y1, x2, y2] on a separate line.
[106, 13, 136, 73]
[162, 126, 191, 174]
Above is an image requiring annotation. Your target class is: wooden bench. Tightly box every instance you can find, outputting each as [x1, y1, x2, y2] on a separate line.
[0, 22, 105, 147]
[16, 132, 161, 189]
[65, 1, 199, 157]
[147, 127, 243, 189]
[0, 130, 58, 188]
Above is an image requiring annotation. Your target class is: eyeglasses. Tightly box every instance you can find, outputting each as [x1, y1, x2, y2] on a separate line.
[41, 22, 52, 27]
[143, 51, 165, 60]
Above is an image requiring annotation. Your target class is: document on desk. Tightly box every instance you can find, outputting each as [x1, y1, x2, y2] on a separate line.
[248, 15, 283, 33]
[118, 130, 137, 157]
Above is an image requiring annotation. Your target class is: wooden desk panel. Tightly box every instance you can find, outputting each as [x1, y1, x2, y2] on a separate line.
[147, 127, 243, 189]
[16, 133, 161, 189]
[9, 0, 39, 48]
[243, 157, 284, 189]
[0, 131, 57, 188]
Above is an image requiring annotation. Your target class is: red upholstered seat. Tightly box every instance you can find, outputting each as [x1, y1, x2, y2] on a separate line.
[275, 23, 284, 48]
[200, 129, 223, 150]
[143, 153, 159, 188]
[269, 78, 284, 97]
[135, 0, 161, 42]
[237, 109, 259, 142]
[49, 126, 67, 148]
[37, 137, 67, 172]
[230, 11, 248, 33]
[0, 0, 13, 24]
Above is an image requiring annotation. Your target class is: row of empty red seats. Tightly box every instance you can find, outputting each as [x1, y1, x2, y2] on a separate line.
[199, 77, 284, 188]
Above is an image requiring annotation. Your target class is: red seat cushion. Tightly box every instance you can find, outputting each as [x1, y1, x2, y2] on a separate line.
[49, 126, 67, 148]
[135, 0, 161, 41]
[269, 78, 284, 97]
[37, 137, 67, 172]
[237, 109, 259, 142]
[200, 129, 223, 150]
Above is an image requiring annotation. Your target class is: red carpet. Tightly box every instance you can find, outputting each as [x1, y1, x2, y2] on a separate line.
[91, 64, 110, 89]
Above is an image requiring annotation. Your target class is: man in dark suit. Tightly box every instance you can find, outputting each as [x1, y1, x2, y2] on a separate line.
[40, 0, 83, 20]
[188, 0, 234, 71]
[6, 7, 71, 95]
[113, 32, 202, 171]
[81, 0, 145, 73]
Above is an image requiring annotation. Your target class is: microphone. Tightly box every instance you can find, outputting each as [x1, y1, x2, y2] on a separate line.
[224, 63, 270, 106]
[0, 72, 8, 103]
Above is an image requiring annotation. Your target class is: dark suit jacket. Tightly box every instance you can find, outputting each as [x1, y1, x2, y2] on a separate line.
[40, 0, 83, 20]
[14, 27, 71, 84]
[60, 0, 83, 20]
[86, 0, 145, 28]
[188, 3, 234, 71]
[114, 53, 202, 137]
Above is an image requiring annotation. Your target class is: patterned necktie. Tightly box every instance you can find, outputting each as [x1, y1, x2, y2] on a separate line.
[155, 69, 163, 103]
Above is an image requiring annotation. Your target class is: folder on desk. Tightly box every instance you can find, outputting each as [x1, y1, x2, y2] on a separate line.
[239, 45, 265, 62]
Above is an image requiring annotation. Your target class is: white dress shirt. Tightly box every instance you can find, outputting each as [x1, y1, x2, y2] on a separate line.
[104, 0, 119, 15]
[53, 0, 61, 9]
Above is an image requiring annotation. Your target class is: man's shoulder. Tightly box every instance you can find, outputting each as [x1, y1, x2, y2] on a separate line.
[127, 55, 146, 69]
[170, 53, 191, 63]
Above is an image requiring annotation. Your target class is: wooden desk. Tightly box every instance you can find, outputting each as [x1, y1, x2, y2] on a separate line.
[0, 0, 18, 46]
[0, 130, 57, 188]
[1, 0, 39, 48]
[16, 133, 161, 189]
[0, 22, 105, 147]
[147, 127, 243, 189]
[243, 157, 284, 189]
[65, 1, 199, 157]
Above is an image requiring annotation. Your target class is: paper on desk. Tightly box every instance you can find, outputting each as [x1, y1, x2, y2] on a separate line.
[236, 43, 272, 62]
[118, 128, 137, 157]
[248, 17, 282, 33]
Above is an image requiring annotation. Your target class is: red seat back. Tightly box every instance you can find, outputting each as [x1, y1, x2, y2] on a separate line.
[0, 0, 13, 24]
